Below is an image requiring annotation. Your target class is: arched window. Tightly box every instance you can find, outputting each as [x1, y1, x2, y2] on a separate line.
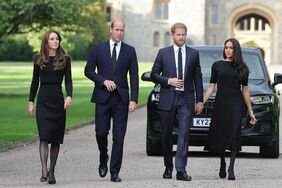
[153, 32, 160, 47]
[106, 6, 112, 22]
[164, 32, 170, 46]
[235, 13, 270, 31]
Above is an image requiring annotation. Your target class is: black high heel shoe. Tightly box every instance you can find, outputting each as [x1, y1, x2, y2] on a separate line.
[219, 162, 226, 178]
[40, 171, 49, 182]
[48, 171, 56, 184]
[228, 169, 235, 180]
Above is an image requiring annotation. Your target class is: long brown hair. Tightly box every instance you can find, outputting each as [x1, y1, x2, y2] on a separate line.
[37, 30, 66, 70]
[223, 38, 249, 81]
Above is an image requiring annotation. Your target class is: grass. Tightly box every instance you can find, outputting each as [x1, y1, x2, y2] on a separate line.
[0, 61, 154, 150]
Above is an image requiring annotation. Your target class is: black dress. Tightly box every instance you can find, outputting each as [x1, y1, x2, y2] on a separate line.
[29, 55, 73, 144]
[207, 60, 248, 154]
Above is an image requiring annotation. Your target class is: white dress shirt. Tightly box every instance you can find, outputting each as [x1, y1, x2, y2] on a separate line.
[110, 39, 121, 61]
[173, 44, 186, 91]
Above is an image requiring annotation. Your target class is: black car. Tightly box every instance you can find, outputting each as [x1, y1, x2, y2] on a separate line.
[142, 45, 282, 158]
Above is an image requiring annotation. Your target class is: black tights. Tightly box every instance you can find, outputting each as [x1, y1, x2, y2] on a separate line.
[39, 141, 60, 177]
[228, 150, 237, 171]
[220, 150, 237, 170]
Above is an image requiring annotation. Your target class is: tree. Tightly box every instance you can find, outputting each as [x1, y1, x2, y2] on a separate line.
[0, 0, 108, 43]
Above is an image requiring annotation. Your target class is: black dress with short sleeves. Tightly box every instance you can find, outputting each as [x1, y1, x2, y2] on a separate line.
[29, 55, 73, 144]
[206, 60, 248, 153]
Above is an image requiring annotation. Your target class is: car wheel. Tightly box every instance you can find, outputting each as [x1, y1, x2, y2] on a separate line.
[259, 125, 279, 158]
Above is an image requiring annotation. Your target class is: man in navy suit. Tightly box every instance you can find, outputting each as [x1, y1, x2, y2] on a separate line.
[84, 20, 139, 182]
[151, 23, 203, 181]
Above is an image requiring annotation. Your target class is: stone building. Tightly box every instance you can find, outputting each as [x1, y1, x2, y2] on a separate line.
[106, 0, 282, 64]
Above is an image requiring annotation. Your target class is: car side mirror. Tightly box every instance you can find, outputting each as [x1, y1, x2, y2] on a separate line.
[141, 71, 152, 82]
[271, 73, 282, 87]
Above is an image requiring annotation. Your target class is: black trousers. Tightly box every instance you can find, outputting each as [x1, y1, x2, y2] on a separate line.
[95, 91, 128, 174]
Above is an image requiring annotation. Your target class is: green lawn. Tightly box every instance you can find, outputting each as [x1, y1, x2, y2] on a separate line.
[0, 61, 154, 150]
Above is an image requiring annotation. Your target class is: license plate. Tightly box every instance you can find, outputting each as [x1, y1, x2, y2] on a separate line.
[193, 118, 211, 127]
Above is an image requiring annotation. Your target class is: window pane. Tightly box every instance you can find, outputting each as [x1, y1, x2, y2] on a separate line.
[155, 3, 162, 19]
[154, 32, 160, 47]
[163, 3, 169, 20]
[211, 5, 218, 24]
[164, 32, 170, 46]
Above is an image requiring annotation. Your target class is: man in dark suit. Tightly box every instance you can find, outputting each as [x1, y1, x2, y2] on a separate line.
[151, 23, 203, 181]
[84, 20, 139, 182]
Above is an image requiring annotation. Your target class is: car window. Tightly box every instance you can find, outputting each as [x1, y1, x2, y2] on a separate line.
[198, 50, 264, 81]
[242, 53, 264, 80]
[198, 50, 222, 81]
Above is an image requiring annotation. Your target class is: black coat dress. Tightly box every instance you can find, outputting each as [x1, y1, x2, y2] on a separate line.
[29, 56, 73, 144]
[207, 60, 248, 153]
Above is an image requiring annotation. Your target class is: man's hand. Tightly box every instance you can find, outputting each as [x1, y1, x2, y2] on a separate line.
[129, 101, 137, 112]
[104, 80, 117, 92]
[168, 78, 184, 88]
[195, 102, 204, 115]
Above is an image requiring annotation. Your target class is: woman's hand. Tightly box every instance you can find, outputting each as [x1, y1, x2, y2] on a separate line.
[64, 96, 72, 109]
[249, 111, 257, 125]
[28, 102, 35, 116]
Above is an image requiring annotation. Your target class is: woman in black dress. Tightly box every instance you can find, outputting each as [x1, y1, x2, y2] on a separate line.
[28, 30, 73, 184]
[203, 38, 256, 180]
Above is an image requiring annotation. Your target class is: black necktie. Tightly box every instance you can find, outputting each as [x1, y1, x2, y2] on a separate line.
[112, 43, 117, 69]
[178, 47, 183, 80]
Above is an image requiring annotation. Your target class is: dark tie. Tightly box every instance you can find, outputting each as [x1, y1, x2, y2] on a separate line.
[178, 47, 183, 80]
[112, 43, 117, 69]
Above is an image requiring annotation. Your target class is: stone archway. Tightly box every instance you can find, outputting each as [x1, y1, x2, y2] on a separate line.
[227, 5, 278, 64]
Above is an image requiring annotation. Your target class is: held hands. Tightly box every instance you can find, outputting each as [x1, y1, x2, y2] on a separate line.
[129, 101, 137, 112]
[28, 102, 35, 116]
[104, 80, 117, 92]
[168, 78, 184, 88]
[195, 102, 204, 115]
[64, 96, 72, 109]
[249, 111, 257, 125]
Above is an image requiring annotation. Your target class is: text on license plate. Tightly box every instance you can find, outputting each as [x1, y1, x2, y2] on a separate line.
[193, 118, 211, 127]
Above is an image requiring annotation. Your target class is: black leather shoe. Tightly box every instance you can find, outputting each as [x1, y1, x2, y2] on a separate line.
[111, 173, 122, 182]
[219, 162, 226, 178]
[163, 167, 173, 179]
[98, 156, 109, 178]
[176, 171, 192, 181]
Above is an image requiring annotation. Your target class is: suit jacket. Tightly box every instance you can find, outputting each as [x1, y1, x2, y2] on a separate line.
[151, 45, 203, 111]
[84, 41, 139, 105]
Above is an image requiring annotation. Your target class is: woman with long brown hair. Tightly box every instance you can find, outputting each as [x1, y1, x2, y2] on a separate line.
[28, 30, 73, 184]
[204, 38, 256, 180]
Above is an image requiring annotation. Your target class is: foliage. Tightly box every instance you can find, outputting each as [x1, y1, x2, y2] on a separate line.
[66, 33, 91, 60]
[0, 35, 34, 61]
[0, 0, 108, 44]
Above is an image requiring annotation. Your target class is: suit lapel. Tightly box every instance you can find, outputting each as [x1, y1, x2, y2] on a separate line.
[105, 41, 112, 63]
[184, 46, 191, 77]
[169, 46, 177, 77]
[116, 42, 123, 64]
